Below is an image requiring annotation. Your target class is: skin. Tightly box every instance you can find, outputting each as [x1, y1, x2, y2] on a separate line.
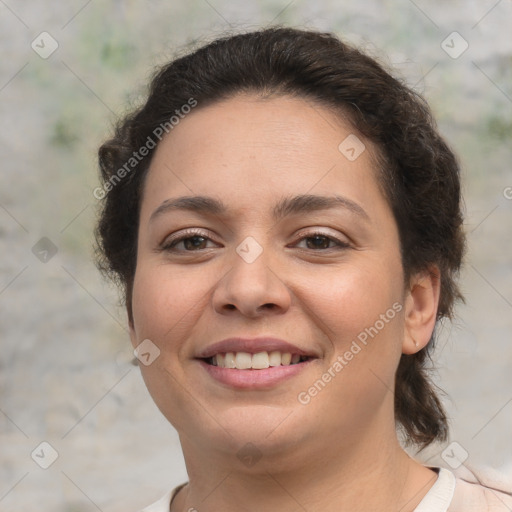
[129, 93, 441, 511]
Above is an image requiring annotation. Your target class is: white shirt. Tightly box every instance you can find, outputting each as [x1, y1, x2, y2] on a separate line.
[140, 466, 512, 511]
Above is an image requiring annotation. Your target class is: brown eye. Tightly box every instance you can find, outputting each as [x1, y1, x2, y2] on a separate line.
[305, 235, 332, 250]
[161, 229, 219, 252]
[179, 236, 209, 250]
[295, 232, 350, 251]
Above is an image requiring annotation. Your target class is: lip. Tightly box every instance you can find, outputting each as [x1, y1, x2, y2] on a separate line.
[198, 358, 316, 389]
[195, 336, 318, 359]
[195, 336, 319, 390]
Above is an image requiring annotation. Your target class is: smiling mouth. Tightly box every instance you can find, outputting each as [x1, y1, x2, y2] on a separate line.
[202, 351, 313, 369]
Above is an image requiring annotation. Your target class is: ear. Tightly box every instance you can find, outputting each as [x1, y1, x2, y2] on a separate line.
[402, 266, 441, 355]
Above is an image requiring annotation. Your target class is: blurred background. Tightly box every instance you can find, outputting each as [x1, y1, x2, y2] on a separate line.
[0, 1, 511, 510]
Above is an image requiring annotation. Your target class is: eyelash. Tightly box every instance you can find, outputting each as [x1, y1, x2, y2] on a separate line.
[160, 228, 351, 253]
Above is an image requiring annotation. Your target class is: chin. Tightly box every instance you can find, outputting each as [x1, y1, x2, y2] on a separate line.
[180, 402, 310, 458]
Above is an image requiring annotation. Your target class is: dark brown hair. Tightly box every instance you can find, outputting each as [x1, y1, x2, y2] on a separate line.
[95, 26, 465, 449]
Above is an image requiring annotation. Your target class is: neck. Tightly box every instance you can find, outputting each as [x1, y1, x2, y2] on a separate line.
[172, 421, 437, 512]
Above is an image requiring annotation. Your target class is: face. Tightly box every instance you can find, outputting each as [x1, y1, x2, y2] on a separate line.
[129, 93, 409, 467]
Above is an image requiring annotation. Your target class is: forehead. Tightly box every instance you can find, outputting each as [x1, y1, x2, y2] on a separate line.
[151, 93, 365, 163]
[140, 93, 384, 221]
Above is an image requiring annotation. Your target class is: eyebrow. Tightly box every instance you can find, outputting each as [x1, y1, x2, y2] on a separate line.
[149, 193, 370, 223]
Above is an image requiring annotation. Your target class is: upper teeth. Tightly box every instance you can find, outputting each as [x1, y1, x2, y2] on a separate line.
[211, 351, 303, 369]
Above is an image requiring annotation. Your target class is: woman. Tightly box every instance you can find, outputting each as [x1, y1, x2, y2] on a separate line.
[95, 27, 511, 511]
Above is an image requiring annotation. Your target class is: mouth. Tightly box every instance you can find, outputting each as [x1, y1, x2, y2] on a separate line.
[195, 337, 319, 388]
[201, 351, 313, 369]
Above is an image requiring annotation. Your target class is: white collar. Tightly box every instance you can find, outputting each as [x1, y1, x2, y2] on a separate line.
[414, 467, 456, 512]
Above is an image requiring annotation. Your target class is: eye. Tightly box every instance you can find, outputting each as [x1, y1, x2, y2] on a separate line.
[293, 231, 350, 251]
[160, 228, 350, 253]
[161, 229, 220, 252]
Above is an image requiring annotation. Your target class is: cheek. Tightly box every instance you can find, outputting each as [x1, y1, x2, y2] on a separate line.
[131, 263, 213, 344]
[306, 259, 404, 344]
[130, 265, 207, 432]
[297, 275, 404, 436]
[304, 258, 405, 398]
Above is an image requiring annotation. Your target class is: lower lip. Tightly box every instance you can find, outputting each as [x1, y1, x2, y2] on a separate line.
[197, 359, 315, 389]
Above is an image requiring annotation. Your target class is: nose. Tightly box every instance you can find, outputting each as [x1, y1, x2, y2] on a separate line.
[212, 242, 292, 318]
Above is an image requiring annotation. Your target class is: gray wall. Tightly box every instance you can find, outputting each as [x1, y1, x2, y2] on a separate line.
[1, 1, 511, 510]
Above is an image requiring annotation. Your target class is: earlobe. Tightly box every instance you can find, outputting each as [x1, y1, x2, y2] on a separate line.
[402, 267, 441, 355]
